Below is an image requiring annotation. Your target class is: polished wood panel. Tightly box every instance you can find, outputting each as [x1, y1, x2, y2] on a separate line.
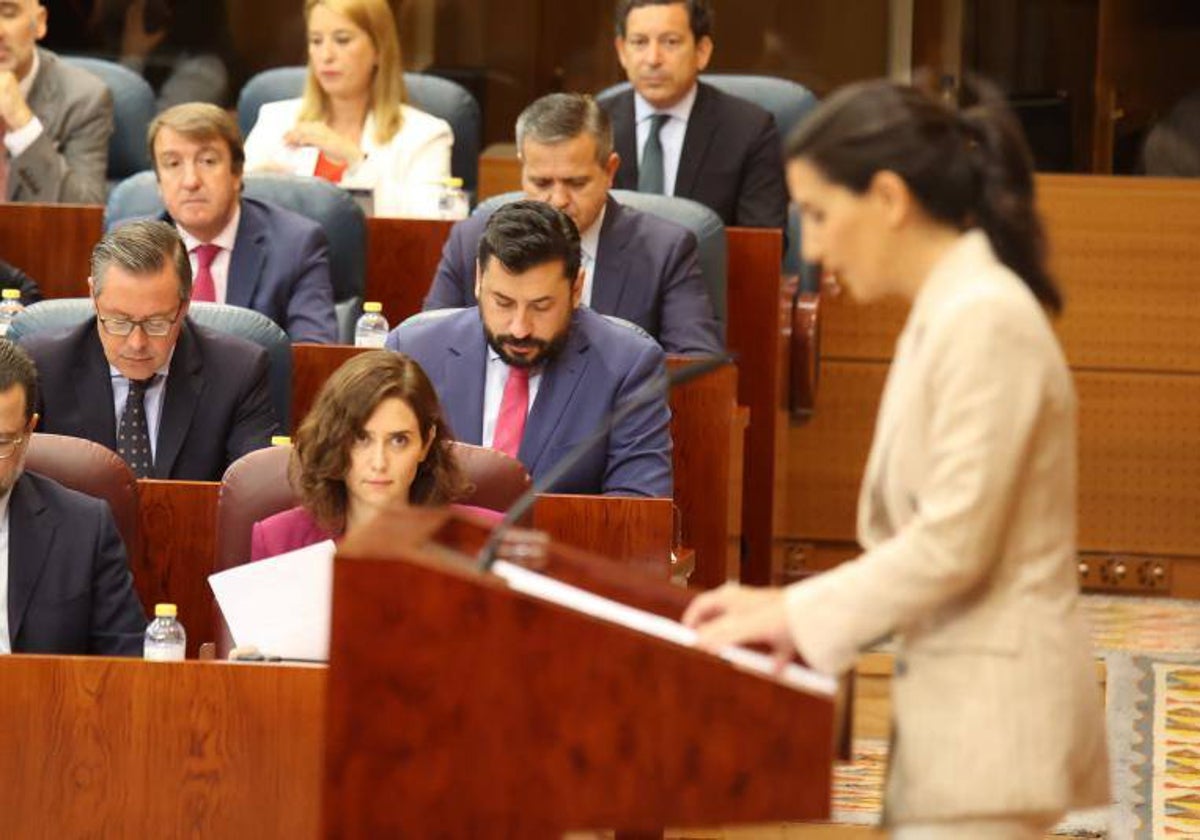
[0, 657, 324, 838]
[326, 509, 834, 836]
[725, 227, 787, 585]
[478, 142, 521, 201]
[136, 480, 220, 655]
[290, 343, 369, 430]
[0, 203, 100, 298]
[534, 493, 674, 579]
[364, 216, 454, 326]
[821, 175, 1200, 368]
[667, 356, 742, 587]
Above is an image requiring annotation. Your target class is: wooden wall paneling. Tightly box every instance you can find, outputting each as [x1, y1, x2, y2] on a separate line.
[666, 356, 741, 587]
[364, 217, 455, 327]
[724, 227, 786, 584]
[136, 480, 220, 656]
[533, 494, 674, 580]
[290, 343, 370, 432]
[0, 203, 100, 299]
[0, 657, 324, 837]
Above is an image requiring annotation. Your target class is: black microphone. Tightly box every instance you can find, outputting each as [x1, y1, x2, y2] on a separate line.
[476, 353, 734, 571]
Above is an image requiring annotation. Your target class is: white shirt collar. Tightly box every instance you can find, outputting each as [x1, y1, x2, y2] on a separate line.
[18, 49, 39, 100]
[579, 203, 606, 263]
[176, 202, 241, 252]
[633, 82, 699, 126]
[108, 356, 173, 382]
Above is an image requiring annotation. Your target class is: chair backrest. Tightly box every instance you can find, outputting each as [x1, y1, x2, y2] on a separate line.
[216, 440, 530, 573]
[236, 67, 482, 195]
[63, 55, 156, 183]
[475, 190, 728, 328]
[8, 298, 293, 429]
[105, 170, 367, 342]
[25, 433, 140, 561]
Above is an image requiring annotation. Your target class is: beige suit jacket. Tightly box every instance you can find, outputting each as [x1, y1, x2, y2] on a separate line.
[784, 231, 1109, 823]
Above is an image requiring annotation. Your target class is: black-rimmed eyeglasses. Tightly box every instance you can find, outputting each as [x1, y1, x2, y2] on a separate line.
[97, 308, 182, 337]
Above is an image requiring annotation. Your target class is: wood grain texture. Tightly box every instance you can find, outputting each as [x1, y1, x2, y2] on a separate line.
[667, 356, 741, 587]
[0, 657, 324, 838]
[327, 510, 835, 837]
[534, 493, 673, 579]
[364, 217, 455, 326]
[478, 142, 521, 200]
[725, 227, 787, 585]
[0, 203, 101, 299]
[137, 480, 220, 654]
[290, 343, 370, 431]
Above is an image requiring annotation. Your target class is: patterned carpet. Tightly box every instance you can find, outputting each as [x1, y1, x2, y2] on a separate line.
[828, 594, 1200, 838]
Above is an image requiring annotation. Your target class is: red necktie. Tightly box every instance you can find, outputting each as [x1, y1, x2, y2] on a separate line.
[191, 243, 221, 302]
[492, 366, 530, 458]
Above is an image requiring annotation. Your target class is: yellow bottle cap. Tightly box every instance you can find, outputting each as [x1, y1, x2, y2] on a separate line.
[363, 302, 383, 313]
[443, 177, 464, 188]
[270, 435, 292, 446]
[154, 603, 177, 618]
[1, 288, 20, 299]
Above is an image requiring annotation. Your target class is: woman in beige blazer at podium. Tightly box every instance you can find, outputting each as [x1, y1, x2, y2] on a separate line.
[684, 78, 1109, 839]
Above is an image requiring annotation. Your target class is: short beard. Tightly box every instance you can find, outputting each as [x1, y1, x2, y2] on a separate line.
[484, 325, 570, 369]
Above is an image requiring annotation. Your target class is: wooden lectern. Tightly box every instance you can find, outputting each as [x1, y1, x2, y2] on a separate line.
[324, 507, 835, 837]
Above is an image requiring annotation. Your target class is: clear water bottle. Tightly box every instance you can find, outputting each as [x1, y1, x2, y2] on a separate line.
[354, 301, 389, 348]
[0, 288, 24, 337]
[144, 603, 186, 661]
[437, 177, 470, 221]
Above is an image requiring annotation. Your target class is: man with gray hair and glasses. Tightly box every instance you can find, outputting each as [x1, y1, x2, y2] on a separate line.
[423, 92, 721, 356]
[19, 220, 278, 481]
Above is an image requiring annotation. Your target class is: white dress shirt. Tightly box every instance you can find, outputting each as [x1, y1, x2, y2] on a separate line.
[109, 358, 172, 460]
[481, 348, 544, 449]
[633, 84, 699, 197]
[0, 486, 14, 653]
[4, 50, 45, 158]
[578, 204, 605, 306]
[176, 204, 242, 304]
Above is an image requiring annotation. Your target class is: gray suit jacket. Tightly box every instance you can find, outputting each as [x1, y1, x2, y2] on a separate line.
[8, 48, 112, 204]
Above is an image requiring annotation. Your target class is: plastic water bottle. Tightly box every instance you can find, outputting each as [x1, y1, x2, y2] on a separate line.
[0, 288, 24, 337]
[144, 603, 186, 661]
[437, 177, 470, 221]
[354, 302, 389, 348]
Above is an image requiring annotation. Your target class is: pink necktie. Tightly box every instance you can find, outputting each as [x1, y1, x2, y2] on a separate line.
[492, 366, 530, 458]
[191, 243, 221, 302]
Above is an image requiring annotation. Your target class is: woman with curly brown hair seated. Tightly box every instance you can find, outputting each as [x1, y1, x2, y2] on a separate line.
[250, 350, 498, 560]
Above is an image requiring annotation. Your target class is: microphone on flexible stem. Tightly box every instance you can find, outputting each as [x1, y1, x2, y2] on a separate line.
[476, 352, 734, 572]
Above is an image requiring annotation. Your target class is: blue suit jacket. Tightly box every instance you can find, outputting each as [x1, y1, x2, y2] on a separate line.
[8, 470, 146, 655]
[22, 319, 279, 481]
[604, 82, 788, 232]
[165, 197, 337, 343]
[386, 307, 673, 497]
[422, 196, 722, 356]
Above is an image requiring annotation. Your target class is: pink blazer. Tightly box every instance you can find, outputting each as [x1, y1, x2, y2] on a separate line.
[250, 503, 504, 562]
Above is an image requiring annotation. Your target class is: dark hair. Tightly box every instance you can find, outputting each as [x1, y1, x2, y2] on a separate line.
[615, 0, 713, 41]
[148, 102, 246, 176]
[292, 351, 469, 532]
[787, 77, 1062, 314]
[0, 340, 38, 422]
[515, 93, 614, 163]
[92, 220, 193, 302]
[1140, 89, 1200, 177]
[477, 200, 582, 282]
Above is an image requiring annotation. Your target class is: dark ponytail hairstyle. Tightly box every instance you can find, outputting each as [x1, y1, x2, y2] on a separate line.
[786, 76, 1062, 314]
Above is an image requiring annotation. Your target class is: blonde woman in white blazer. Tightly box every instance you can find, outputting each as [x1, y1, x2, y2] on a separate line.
[684, 79, 1109, 838]
[244, 0, 453, 218]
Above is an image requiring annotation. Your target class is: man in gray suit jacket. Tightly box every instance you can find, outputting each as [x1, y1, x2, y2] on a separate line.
[424, 92, 721, 356]
[0, 2, 112, 204]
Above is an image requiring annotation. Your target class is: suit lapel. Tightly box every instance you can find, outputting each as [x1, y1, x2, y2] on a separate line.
[519, 316, 591, 471]
[611, 92, 639, 190]
[7, 474, 55, 644]
[589, 198, 632, 316]
[153, 321, 204, 478]
[225, 202, 266, 308]
[443, 323, 486, 445]
[76, 325, 119, 451]
[675, 83, 718, 198]
[11, 50, 61, 201]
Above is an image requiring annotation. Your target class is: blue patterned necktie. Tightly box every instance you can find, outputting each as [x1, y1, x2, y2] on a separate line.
[117, 376, 155, 478]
